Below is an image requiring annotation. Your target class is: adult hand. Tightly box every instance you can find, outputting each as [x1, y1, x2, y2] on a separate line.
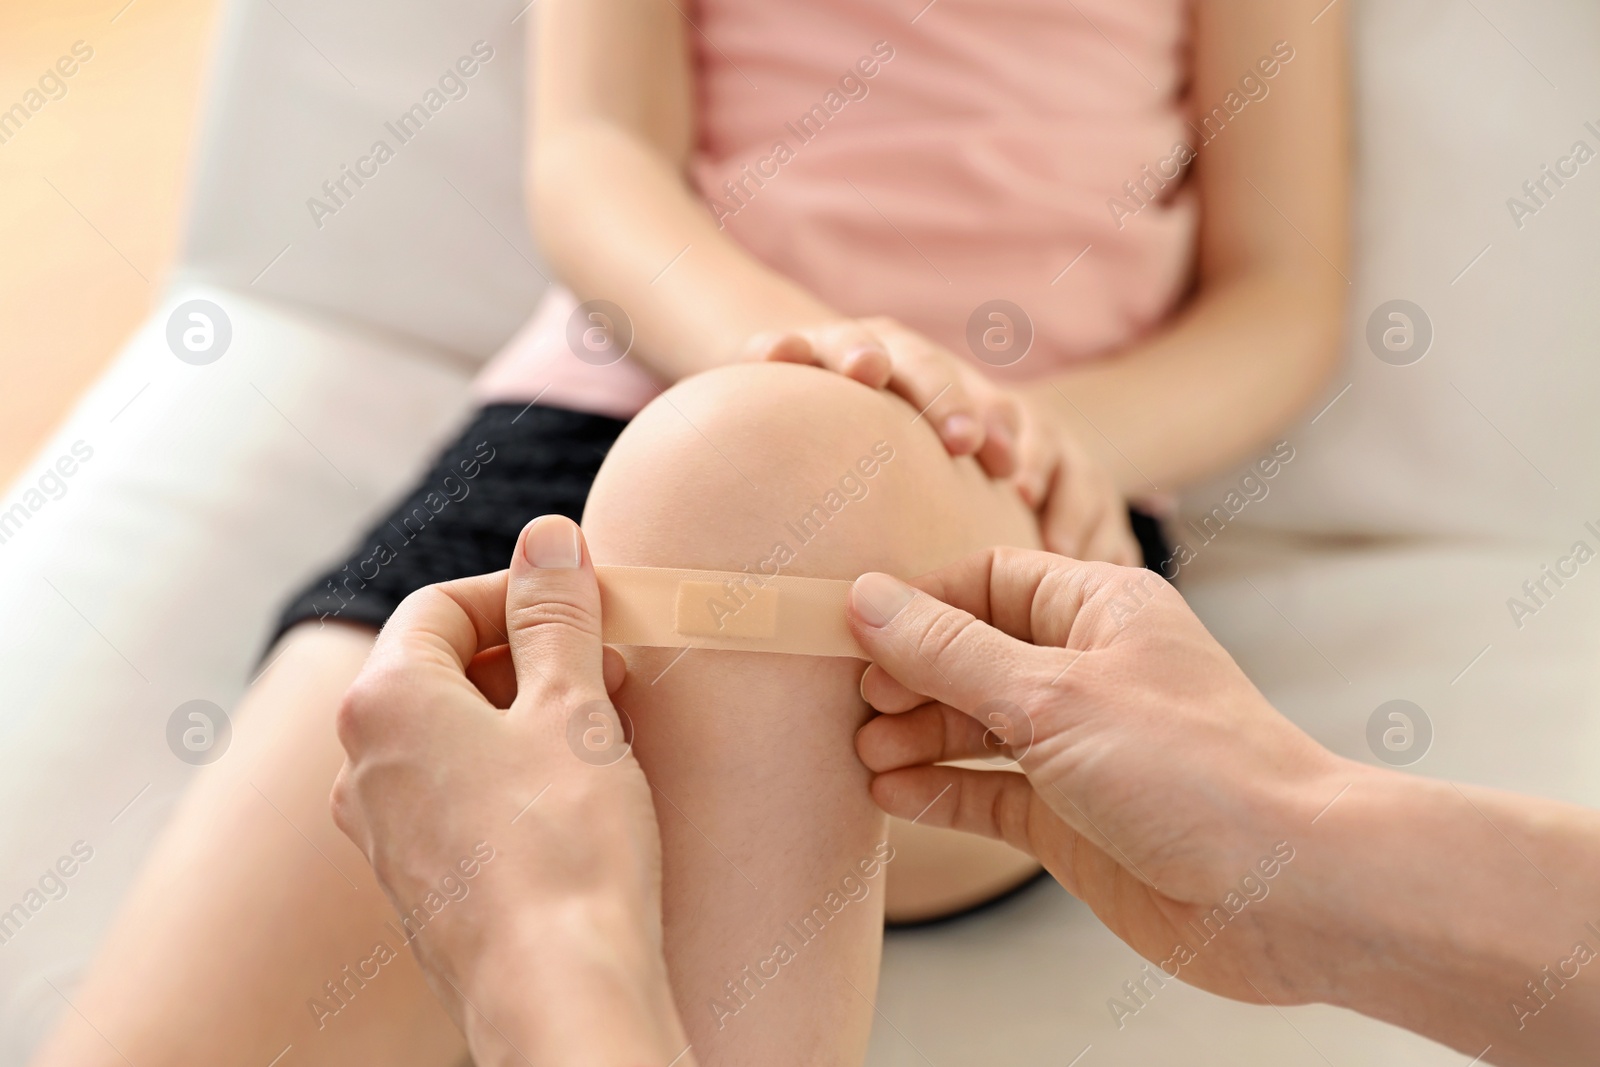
[847, 548, 1344, 1006]
[331, 515, 688, 1066]
[849, 549, 1600, 1065]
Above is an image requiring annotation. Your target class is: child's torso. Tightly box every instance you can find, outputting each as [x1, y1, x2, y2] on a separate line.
[476, 0, 1195, 417]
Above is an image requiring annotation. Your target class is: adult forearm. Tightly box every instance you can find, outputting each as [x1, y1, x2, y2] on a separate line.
[533, 122, 835, 383]
[1024, 269, 1343, 495]
[1291, 765, 1600, 1065]
[457, 900, 694, 1067]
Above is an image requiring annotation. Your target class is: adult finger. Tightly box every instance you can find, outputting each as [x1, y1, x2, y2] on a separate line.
[858, 661, 925, 713]
[466, 642, 625, 711]
[370, 569, 511, 678]
[328, 761, 368, 855]
[506, 515, 609, 708]
[848, 571, 1052, 718]
[466, 645, 517, 709]
[602, 645, 628, 693]
[855, 701, 998, 772]
[900, 545, 1137, 652]
[868, 766, 1042, 858]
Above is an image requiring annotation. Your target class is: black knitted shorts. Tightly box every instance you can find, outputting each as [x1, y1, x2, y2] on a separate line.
[272, 402, 1170, 643]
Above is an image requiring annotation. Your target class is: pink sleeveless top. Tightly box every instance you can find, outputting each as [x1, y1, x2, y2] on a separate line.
[475, 0, 1195, 419]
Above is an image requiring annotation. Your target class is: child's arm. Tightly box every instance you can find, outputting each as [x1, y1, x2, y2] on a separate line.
[528, 0, 995, 462]
[1025, 0, 1350, 494]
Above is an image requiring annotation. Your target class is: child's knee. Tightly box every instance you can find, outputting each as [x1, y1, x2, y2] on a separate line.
[582, 362, 960, 576]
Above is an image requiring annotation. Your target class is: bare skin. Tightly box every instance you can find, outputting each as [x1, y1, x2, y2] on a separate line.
[531, 0, 1350, 497]
[28, 622, 463, 1066]
[329, 546, 1600, 1067]
[30, 0, 1348, 1061]
[851, 552, 1600, 1066]
[29, 363, 1043, 1067]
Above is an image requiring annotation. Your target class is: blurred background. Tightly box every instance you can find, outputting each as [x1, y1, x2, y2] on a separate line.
[0, 0, 216, 486]
[4, 1, 1599, 1064]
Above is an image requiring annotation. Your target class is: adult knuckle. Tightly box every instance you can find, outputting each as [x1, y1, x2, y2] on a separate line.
[333, 671, 392, 747]
[913, 605, 980, 667]
[535, 679, 609, 719]
[506, 592, 601, 638]
[332, 694, 362, 750]
[328, 777, 357, 837]
[992, 775, 1030, 843]
[1080, 559, 1127, 587]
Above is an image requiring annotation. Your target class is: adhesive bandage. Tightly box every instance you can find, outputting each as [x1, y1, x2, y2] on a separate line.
[595, 565, 866, 659]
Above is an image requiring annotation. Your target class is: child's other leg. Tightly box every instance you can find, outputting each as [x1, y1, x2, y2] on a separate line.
[27, 623, 468, 1067]
[581, 362, 1042, 1065]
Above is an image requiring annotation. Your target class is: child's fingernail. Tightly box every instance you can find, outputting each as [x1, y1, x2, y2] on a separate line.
[942, 413, 980, 446]
[523, 515, 582, 569]
[843, 347, 886, 377]
[988, 422, 1015, 457]
[852, 572, 914, 627]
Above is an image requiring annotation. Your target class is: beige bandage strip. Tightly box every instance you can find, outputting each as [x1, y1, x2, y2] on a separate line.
[595, 565, 866, 659]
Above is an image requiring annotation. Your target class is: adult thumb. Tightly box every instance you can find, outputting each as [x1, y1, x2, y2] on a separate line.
[848, 571, 1044, 719]
[506, 515, 608, 708]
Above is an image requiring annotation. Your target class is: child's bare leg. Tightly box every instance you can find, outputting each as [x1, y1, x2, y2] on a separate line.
[580, 362, 1042, 1063]
[30, 363, 1041, 1067]
[27, 622, 469, 1067]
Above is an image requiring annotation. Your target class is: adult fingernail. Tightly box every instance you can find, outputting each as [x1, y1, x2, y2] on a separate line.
[523, 515, 581, 569]
[853, 572, 914, 627]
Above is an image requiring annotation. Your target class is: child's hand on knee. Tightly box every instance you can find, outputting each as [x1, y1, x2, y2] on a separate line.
[742, 316, 1022, 477]
[741, 316, 1136, 565]
[1011, 391, 1140, 566]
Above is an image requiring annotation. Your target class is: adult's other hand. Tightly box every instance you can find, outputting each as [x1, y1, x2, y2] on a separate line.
[331, 515, 689, 1067]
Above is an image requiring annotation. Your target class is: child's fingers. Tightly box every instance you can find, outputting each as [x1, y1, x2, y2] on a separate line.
[744, 324, 895, 388]
[1040, 463, 1137, 565]
[744, 331, 819, 365]
[971, 381, 1022, 479]
[1082, 510, 1143, 569]
[1010, 418, 1056, 510]
[801, 321, 893, 388]
[1039, 474, 1093, 558]
[884, 342, 985, 456]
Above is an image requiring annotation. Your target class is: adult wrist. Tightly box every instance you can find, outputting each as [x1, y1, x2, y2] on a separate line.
[1273, 764, 1542, 1041]
[457, 896, 688, 1067]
